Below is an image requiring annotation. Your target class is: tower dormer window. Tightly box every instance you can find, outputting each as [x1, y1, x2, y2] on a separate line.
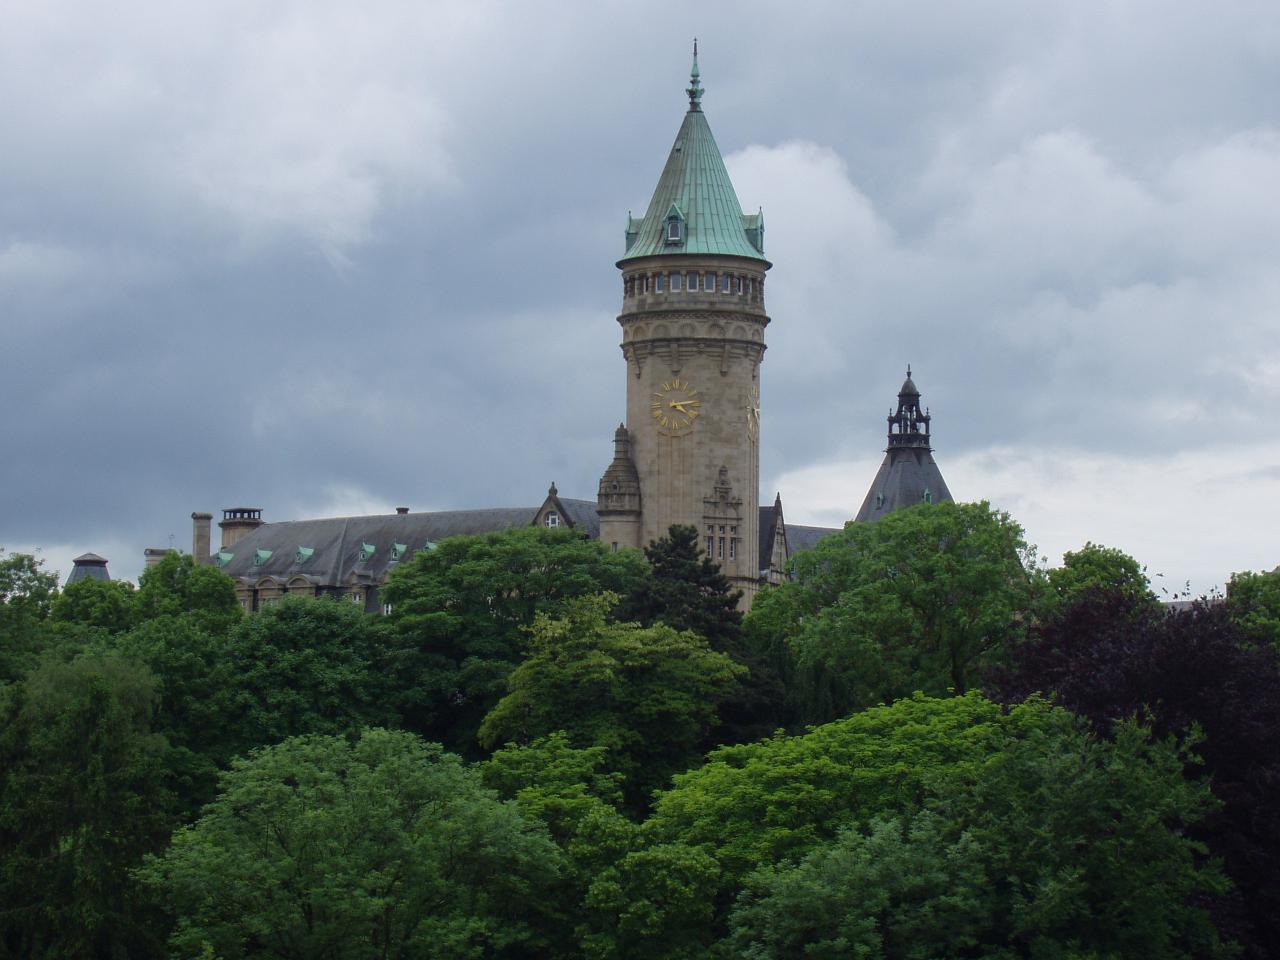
[664, 204, 685, 245]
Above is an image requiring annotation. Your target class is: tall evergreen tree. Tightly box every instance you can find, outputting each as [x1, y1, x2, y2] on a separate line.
[619, 524, 742, 648]
[620, 525, 785, 745]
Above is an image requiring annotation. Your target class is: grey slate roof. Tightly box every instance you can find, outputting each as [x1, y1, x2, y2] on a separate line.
[67, 552, 110, 583]
[854, 447, 954, 522]
[787, 524, 841, 554]
[216, 500, 602, 587]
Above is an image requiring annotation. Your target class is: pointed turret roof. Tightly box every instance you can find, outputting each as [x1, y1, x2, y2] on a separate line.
[621, 44, 767, 263]
[855, 368, 954, 523]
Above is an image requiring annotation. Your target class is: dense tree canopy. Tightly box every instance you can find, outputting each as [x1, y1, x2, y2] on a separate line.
[0, 518, 1270, 958]
[381, 527, 649, 754]
[621, 524, 786, 744]
[141, 729, 563, 960]
[1226, 566, 1280, 651]
[134, 550, 240, 630]
[726, 714, 1225, 960]
[745, 502, 1035, 724]
[1041, 540, 1156, 615]
[0, 654, 173, 959]
[988, 590, 1280, 959]
[479, 594, 743, 809]
[50, 576, 137, 634]
[0, 550, 59, 683]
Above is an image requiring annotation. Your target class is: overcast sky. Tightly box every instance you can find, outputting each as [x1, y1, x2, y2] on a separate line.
[3, 0, 1278, 594]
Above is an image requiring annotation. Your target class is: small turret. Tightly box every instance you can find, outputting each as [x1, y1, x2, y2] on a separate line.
[219, 507, 263, 549]
[67, 553, 110, 584]
[856, 367, 953, 523]
[597, 424, 642, 550]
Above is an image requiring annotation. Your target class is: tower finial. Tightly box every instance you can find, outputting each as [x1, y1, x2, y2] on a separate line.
[687, 39, 703, 110]
[906, 364, 912, 378]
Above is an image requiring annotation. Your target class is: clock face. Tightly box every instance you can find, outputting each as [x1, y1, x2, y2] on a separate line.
[746, 386, 760, 440]
[651, 378, 701, 435]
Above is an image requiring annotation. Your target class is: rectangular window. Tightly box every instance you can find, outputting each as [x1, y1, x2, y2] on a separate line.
[382, 602, 393, 615]
[611, 542, 619, 553]
[670, 272, 681, 292]
[706, 526, 714, 556]
[666, 219, 681, 241]
[717, 537, 725, 559]
[545, 512, 558, 527]
[729, 539, 736, 559]
[655, 273, 665, 292]
[704, 272, 716, 292]
[736, 275, 744, 294]
[642, 275, 649, 294]
[687, 271, 698, 291]
[721, 273, 731, 293]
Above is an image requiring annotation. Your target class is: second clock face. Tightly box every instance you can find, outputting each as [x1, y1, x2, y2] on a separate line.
[651, 378, 701, 435]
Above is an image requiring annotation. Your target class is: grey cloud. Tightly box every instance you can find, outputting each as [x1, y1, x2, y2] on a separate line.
[2, 0, 1279, 588]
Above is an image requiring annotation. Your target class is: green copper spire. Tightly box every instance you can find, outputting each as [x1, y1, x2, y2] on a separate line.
[687, 38, 703, 111]
[621, 45, 766, 263]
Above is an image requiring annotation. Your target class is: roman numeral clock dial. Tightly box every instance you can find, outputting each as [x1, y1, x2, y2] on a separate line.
[651, 379, 701, 435]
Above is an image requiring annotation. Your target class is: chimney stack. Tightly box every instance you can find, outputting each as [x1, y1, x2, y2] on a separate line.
[191, 512, 213, 565]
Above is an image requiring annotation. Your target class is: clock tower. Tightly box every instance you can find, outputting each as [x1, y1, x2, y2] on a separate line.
[597, 45, 770, 603]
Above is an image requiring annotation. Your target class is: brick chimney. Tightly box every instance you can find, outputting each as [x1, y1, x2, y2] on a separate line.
[191, 512, 213, 564]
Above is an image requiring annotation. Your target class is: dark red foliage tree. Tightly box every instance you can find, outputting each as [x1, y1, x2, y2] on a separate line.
[986, 589, 1280, 959]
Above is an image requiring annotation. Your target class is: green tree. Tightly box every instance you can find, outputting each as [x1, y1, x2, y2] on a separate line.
[141, 729, 563, 960]
[479, 594, 743, 810]
[483, 735, 636, 959]
[104, 614, 247, 813]
[746, 501, 1034, 723]
[134, 550, 240, 630]
[621, 524, 786, 745]
[727, 815, 990, 960]
[630, 694, 1225, 958]
[107, 597, 396, 815]
[646, 692, 1010, 886]
[619, 524, 742, 649]
[381, 528, 650, 755]
[0, 549, 59, 683]
[581, 842, 722, 960]
[728, 715, 1226, 960]
[217, 595, 396, 746]
[1226, 566, 1280, 651]
[1042, 540, 1156, 618]
[0, 654, 174, 959]
[50, 576, 137, 634]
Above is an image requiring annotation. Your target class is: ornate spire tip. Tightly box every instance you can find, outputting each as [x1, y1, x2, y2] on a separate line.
[686, 39, 703, 109]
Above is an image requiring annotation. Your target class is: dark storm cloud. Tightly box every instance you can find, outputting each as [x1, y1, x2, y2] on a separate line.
[2, 0, 1278, 590]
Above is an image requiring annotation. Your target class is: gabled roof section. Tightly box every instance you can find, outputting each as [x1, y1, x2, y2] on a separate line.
[620, 49, 766, 263]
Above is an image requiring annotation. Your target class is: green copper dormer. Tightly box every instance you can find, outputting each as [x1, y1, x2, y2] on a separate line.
[620, 46, 767, 263]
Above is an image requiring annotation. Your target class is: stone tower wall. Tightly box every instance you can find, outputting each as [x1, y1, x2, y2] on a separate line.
[615, 254, 769, 601]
